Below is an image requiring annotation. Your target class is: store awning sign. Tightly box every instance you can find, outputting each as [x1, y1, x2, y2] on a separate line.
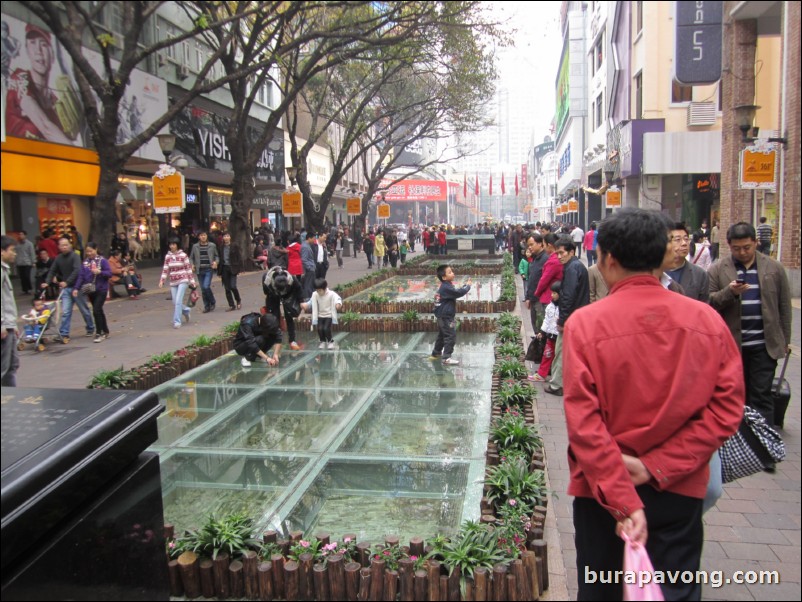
[568, 198, 579, 213]
[346, 197, 362, 216]
[282, 190, 302, 216]
[152, 171, 185, 214]
[606, 188, 622, 208]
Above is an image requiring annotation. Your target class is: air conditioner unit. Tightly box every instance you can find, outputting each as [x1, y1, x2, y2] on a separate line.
[687, 102, 717, 126]
[157, 53, 167, 67]
[176, 64, 189, 80]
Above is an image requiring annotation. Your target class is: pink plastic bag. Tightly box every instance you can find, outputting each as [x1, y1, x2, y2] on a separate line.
[621, 532, 664, 601]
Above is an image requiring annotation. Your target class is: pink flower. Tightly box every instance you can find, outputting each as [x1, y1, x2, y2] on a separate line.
[324, 543, 338, 551]
[383, 549, 391, 556]
[343, 537, 352, 543]
[509, 499, 517, 506]
[168, 541, 175, 549]
[300, 540, 310, 548]
[410, 555, 418, 561]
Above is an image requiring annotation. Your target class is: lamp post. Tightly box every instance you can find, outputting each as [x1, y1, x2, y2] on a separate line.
[157, 133, 176, 163]
[733, 104, 787, 146]
[285, 166, 298, 187]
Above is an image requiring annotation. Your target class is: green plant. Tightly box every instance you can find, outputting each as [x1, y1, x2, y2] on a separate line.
[223, 321, 240, 335]
[338, 310, 360, 325]
[371, 544, 406, 571]
[490, 411, 543, 456]
[497, 327, 518, 343]
[428, 521, 508, 595]
[189, 334, 216, 348]
[367, 293, 390, 304]
[496, 342, 523, 358]
[496, 381, 535, 409]
[402, 309, 419, 321]
[495, 498, 533, 558]
[495, 359, 526, 379]
[88, 366, 130, 389]
[150, 351, 175, 365]
[175, 513, 263, 560]
[484, 458, 549, 509]
[289, 538, 324, 562]
[497, 312, 519, 328]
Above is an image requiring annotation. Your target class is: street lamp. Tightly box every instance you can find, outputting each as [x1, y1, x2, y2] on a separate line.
[157, 133, 176, 162]
[285, 166, 298, 187]
[734, 104, 787, 146]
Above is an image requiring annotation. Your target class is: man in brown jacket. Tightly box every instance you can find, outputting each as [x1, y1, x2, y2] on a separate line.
[709, 222, 791, 433]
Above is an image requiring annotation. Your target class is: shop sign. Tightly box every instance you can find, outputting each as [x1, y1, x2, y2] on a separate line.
[377, 203, 391, 219]
[252, 196, 283, 211]
[568, 198, 579, 213]
[282, 190, 302, 216]
[346, 197, 362, 216]
[739, 147, 777, 190]
[606, 188, 622, 208]
[152, 172, 185, 214]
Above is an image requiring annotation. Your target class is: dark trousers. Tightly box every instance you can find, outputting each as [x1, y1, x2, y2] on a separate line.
[199, 269, 215, 309]
[710, 243, 719, 261]
[266, 297, 296, 343]
[586, 250, 596, 266]
[235, 334, 278, 361]
[574, 486, 703, 601]
[18, 265, 32, 293]
[433, 317, 457, 358]
[89, 291, 109, 335]
[317, 317, 333, 342]
[302, 269, 316, 300]
[529, 300, 542, 335]
[742, 344, 777, 424]
[220, 266, 241, 307]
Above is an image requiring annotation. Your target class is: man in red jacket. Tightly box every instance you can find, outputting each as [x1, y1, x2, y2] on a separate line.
[564, 208, 744, 601]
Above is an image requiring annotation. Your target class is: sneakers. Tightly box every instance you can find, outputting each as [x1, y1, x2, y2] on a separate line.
[60, 336, 70, 344]
[327, 342, 336, 350]
[173, 323, 182, 329]
[85, 331, 95, 337]
[318, 342, 326, 349]
[129, 295, 139, 300]
[183, 308, 191, 323]
[290, 341, 301, 350]
[241, 357, 252, 367]
[545, 385, 564, 396]
[528, 374, 545, 382]
[93, 334, 107, 343]
[442, 358, 460, 365]
[428, 354, 442, 360]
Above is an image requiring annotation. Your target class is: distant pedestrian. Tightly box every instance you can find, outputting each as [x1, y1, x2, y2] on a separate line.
[42, 236, 94, 343]
[756, 216, 773, 255]
[15, 230, 35, 294]
[1, 236, 20, 386]
[362, 234, 374, 269]
[582, 223, 597, 266]
[430, 265, 471, 366]
[334, 232, 344, 268]
[218, 232, 242, 311]
[189, 231, 219, 313]
[158, 237, 196, 329]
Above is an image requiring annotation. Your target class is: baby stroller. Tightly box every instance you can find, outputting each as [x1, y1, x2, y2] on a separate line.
[17, 291, 61, 353]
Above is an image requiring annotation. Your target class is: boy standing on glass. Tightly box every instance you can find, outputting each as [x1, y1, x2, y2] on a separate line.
[430, 265, 471, 365]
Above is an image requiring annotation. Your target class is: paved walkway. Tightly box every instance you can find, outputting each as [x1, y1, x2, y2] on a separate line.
[10, 252, 801, 600]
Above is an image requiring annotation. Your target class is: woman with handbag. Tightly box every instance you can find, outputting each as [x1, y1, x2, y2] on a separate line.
[158, 237, 196, 329]
[72, 242, 112, 343]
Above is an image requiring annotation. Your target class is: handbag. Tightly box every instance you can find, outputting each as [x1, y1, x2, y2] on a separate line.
[79, 276, 97, 296]
[525, 337, 545, 363]
[719, 405, 786, 483]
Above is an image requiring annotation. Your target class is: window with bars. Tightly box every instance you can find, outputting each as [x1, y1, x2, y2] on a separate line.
[635, 72, 643, 119]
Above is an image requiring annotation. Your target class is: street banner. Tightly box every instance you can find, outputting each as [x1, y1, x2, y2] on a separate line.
[739, 146, 778, 190]
[606, 188, 622, 208]
[377, 203, 390, 219]
[568, 198, 578, 213]
[152, 171, 185, 214]
[346, 196, 362, 215]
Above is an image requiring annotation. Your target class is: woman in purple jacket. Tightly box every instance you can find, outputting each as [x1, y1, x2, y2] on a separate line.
[73, 242, 113, 343]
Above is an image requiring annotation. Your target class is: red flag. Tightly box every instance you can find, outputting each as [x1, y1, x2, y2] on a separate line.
[463, 173, 467, 198]
[515, 173, 519, 197]
[501, 173, 506, 196]
[475, 173, 479, 195]
[489, 174, 493, 196]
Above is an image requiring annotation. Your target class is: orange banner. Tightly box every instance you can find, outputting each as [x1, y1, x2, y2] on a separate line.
[568, 199, 579, 212]
[739, 148, 777, 189]
[152, 172, 185, 214]
[606, 189, 622, 208]
[282, 190, 302, 216]
[377, 203, 391, 219]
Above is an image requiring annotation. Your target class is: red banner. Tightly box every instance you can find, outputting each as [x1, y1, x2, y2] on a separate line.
[463, 174, 467, 198]
[521, 164, 528, 189]
[475, 173, 479, 195]
[489, 174, 493, 196]
[501, 173, 506, 196]
[379, 179, 447, 202]
[515, 173, 519, 197]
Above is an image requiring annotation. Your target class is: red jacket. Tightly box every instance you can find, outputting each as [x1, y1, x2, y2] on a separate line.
[534, 253, 563, 303]
[563, 275, 744, 521]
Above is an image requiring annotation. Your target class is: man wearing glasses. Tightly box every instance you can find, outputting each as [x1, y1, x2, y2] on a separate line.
[664, 223, 709, 302]
[709, 222, 791, 437]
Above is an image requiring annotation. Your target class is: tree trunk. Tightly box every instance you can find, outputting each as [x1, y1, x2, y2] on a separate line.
[89, 160, 125, 255]
[229, 173, 256, 271]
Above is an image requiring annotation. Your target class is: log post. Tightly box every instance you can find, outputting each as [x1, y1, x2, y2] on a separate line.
[328, 554, 346, 602]
[384, 570, 399, 602]
[369, 558, 385, 601]
[177, 551, 201, 599]
[464, 578, 474, 602]
[439, 574, 448, 601]
[533, 539, 548, 591]
[506, 574, 518, 601]
[398, 557, 414, 601]
[357, 541, 372, 567]
[316, 532, 331, 546]
[167, 559, 183, 597]
[414, 569, 428, 601]
[473, 566, 489, 602]
[409, 537, 425, 558]
[258, 561, 274, 601]
[313, 563, 331, 601]
[289, 530, 304, 542]
[243, 550, 259, 600]
[511, 559, 530, 601]
[263, 530, 278, 544]
[229, 560, 244, 599]
[427, 559, 441, 601]
[492, 564, 507, 601]
[199, 559, 215, 599]
[447, 565, 461, 601]
[271, 553, 285, 599]
[359, 567, 372, 602]
[521, 551, 539, 601]
[213, 552, 231, 599]
[299, 552, 314, 600]
[284, 560, 300, 601]
[344, 561, 361, 601]
[384, 535, 400, 548]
